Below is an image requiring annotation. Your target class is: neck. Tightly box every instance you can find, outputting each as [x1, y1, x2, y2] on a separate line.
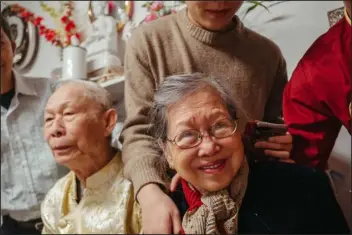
[187, 11, 234, 33]
[1, 70, 14, 94]
[71, 144, 114, 188]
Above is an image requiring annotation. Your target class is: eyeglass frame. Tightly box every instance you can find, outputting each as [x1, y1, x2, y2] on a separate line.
[166, 118, 239, 149]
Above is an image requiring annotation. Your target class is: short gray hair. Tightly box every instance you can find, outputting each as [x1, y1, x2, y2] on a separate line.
[149, 73, 237, 141]
[51, 79, 112, 111]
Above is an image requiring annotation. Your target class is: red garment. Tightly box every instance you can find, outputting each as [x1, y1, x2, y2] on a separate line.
[178, 179, 204, 234]
[283, 16, 351, 170]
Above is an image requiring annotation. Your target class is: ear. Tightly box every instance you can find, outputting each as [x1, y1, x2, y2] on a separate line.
[103, 108, 118, 137]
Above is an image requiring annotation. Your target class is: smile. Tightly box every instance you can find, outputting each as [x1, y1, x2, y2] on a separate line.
[199, 159, 227, 174]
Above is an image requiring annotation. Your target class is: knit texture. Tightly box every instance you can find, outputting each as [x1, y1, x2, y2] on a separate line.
[120, 9, 287, 197]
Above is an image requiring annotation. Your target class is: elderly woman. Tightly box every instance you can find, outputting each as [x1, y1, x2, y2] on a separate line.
[40, 80, 141, 234]
[149, 73, 349, 234]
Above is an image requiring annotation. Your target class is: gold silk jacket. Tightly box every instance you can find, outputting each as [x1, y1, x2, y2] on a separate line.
[41, 153, 141, 234]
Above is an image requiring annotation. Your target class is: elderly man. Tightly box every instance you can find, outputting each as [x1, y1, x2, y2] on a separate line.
[40, 80, 141, 234]
[1, 14, 68, 234]
[120, 1, 292, 233]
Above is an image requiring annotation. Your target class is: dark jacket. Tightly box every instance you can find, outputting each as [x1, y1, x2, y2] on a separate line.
[171, 161, 350, 234]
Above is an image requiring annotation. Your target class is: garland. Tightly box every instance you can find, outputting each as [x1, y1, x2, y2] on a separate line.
[10, 2, 81, 48]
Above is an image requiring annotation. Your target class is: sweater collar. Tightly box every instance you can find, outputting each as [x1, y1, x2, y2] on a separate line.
[177, 8, 244, 45]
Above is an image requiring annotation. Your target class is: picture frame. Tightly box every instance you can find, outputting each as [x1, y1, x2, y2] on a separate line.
[1, 5, 39, 70]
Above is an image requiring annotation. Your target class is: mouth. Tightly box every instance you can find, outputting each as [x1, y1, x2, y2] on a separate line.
[52, 146, 72, 154]
[199, 159, 227, 174]
[205, 9, 231, 17]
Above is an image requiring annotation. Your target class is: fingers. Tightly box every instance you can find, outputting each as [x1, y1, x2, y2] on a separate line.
[264, 149, 290, 159]
[255, 141, 292, 151]
[267, 133, 292, 144]
[170, 173, 182, 192]
[171, 210, 182, 234]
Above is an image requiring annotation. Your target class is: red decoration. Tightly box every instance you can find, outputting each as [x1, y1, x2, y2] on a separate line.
[9, 1, 81, 48]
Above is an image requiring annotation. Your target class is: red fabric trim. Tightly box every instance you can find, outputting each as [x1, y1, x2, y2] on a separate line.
[181, 179, 203, 211]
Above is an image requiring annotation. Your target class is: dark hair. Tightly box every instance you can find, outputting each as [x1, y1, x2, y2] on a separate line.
[0, 13, 13, 42]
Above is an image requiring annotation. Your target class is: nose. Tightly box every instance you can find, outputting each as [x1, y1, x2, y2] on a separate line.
[198, 135, 220, 157]
[51, 118, 66, 138]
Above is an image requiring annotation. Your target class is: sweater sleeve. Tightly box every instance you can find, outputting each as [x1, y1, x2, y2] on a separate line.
[119, 31, 167, 198]
[263, 53, 288, 122]
[282, 61, 342, 170]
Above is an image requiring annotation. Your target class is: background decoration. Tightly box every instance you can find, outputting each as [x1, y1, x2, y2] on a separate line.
[88, 0, 134, 33]
[1, 5, 39, 70]
[7, 1, 82, 48]
[327, 6, 344, 27]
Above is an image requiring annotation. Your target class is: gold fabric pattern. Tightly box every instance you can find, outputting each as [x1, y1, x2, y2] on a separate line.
[41, 152, 142, 234]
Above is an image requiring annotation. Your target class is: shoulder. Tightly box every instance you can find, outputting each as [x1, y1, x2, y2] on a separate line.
[127, 13, 178, 51]
[41, 172, 73, 221]
[239, 22, 284, 65]
[248, 161, 329, 191]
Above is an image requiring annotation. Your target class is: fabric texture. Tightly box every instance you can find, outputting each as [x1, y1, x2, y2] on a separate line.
[283, 10, 351, 170]
[120, 8, 287, 197]
[1, 70, 69, 222]
[180, 159, 249, 234]
[172, 161, 350, 234]
[40, 152, 142, 234]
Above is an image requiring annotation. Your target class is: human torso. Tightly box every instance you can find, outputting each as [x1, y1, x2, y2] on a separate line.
[134, 10, 285, 131]
[1, 73, 68, 221]
[41, 155, 141, 234]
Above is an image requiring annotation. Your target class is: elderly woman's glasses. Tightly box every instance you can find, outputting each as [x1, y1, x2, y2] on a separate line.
[167, 118, 238, 149]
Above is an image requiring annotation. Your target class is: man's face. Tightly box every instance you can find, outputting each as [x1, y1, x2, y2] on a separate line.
[44, 84, 108, 167]
[1, 28, 14, 83]
[186, 1, 243, 31]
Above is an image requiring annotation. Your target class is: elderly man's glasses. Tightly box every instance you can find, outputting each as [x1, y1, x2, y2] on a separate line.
[167, 118, 238, 149]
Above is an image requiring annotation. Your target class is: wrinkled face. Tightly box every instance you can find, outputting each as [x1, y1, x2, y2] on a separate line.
[1, 28, 14, 85]
[165, 88, 244, 193]
[186, 1, 243, 31]
[44, 84, 110, 167]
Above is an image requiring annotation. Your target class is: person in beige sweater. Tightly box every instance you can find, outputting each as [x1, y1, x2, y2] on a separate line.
[120, 1, 292, 233]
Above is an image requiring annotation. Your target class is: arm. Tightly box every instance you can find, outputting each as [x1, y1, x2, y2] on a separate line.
[282, 61, 341, 169]
[119, 32, 167, 198]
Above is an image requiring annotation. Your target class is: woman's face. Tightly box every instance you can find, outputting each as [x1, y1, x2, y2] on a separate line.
[165, 87, 244, 193]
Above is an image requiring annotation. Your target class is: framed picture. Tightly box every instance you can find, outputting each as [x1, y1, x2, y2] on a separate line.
[327, 6, 344, 28]
[1, 5, 39, 70]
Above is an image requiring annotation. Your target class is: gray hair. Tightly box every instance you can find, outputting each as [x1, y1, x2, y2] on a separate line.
[149, 73, 237, 142]
[51, 79, 112, 112]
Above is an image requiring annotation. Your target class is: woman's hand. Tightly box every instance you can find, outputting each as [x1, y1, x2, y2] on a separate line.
[137, 183, 182, 234]
[254, 132, 295, 163]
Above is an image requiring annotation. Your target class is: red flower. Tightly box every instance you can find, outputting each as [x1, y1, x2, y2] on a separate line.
[61, 16, 69, 24]
[75, 32, 81, 41]
[33, 16, 43, 26]
[144, 12, 158, 22]
[150, 1, 164, 11]
[65, 21, 76, 32]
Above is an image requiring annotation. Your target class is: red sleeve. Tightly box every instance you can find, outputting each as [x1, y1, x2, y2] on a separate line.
[283, 61, 342, 170]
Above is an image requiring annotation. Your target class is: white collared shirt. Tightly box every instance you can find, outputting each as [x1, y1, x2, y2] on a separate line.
[1, 70, 68, 222]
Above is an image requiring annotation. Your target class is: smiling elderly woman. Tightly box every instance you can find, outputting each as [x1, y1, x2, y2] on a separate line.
[150, 73, 349, 234]
[40, 80, 141, 234]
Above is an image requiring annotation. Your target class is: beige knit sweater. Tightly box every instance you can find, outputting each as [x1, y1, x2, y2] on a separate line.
[120, 9, 287, 197]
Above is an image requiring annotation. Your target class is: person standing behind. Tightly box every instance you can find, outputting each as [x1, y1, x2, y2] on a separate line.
[283, 1, 351, 171]
[120, 1, 292, 233]
[1, 14, 68, 234]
